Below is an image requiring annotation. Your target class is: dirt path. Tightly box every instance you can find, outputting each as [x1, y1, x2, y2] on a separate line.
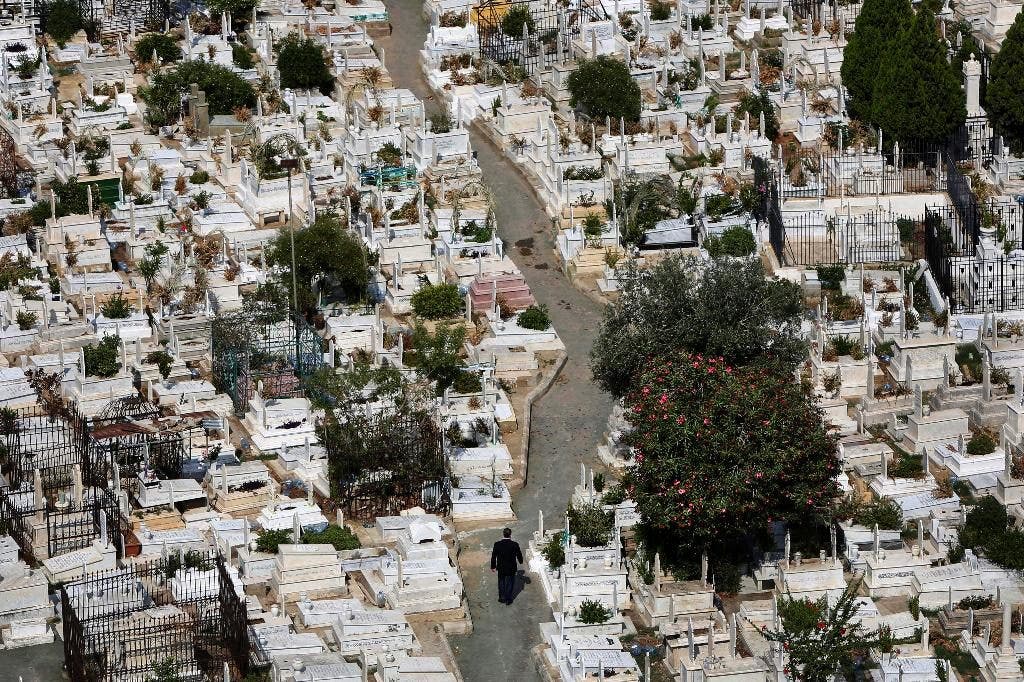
[378, 5, 613, 680]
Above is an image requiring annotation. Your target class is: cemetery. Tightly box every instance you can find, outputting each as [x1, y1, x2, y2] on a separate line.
[4, 0, 1024, 678]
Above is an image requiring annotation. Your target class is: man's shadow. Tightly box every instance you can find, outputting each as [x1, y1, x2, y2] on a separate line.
[508, 570, 531, 603]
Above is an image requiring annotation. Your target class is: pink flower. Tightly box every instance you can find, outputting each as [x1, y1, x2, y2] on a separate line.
[703, 418, 710, 425]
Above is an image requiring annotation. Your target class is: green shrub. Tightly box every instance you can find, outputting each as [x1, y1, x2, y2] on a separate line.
[206, 0, 256, 17]
[601, 485, 626, 506]
[134, 33, 182, 62]
[704, 193, 738, 220]
[501, 3, 535, 36]
[517, 304, 551, 330]
[853, 497, 903, 530]
[45, 0, 82, 47]
[959, 495, 1008, 550]
[816, 264, 846, 290]
[541, 531, 565, 569]
[428, 112, 454, 134]
[411, 283, 463, 320]
[83, 335, 121, 378]
[15, 310, 37, 331]
[593, 473, 605, 493]
[908, 595, 919, 620]
[462, 219, 492, 243]
[302, 524, 361, 551]
[231, 42, 255, 69]
[567, 503, 613, 547]
[649, 0, 672, 20]
[376, 142, 403, 166]
[831, 335, 864, 360]
[275, 32, 334, 94]
[967, 431, 996, 456]
[255, 528, 291, 554]
[189, 169, 210, 185]
[583, 214, 604, 238]
[956, 594, 994, 610]
[578, 599, 612, 624]
[890, 453, 923, 479]
[159, 549, 213, 579]
[897, 218, 916, 243]
[140, 60, 255, 128]
[718, 225, 756, 256]
[410, 322, 466, 394]
[567, 56, 642, 121]
[452, 370, 482, 394]
[146, 350, 174, 379]
[101, 292, 132, 319]
[987, 528, 1024, 570]
[706, 225, 756, 257]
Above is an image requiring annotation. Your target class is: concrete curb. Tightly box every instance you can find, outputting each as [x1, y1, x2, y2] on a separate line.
[435, 623, 467, 682]
[531, 643, 558, 682]
[520, 350, 568, 486]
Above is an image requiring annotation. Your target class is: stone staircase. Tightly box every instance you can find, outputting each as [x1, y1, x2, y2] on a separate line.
[468, 274, 535, 315]
[567, 246, 623, 281]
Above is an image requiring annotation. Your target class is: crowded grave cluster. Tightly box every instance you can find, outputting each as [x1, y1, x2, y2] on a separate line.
[2, 0, 1024, 679]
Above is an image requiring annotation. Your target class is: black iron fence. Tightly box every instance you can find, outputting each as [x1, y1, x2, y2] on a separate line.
[476, 0, 603, 73]
[61, 552, 251, 682]
[45, 489, 127, 559]
[779, 137, 944, 199]
[322, 409, 449, 520]
[212, 312, 324, 415]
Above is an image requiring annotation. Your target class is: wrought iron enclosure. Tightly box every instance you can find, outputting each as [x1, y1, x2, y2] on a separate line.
[212, 311, 324, 414]
[321, 409, 449, 520]
[476, 0, 603, 74]
[60, 552, 254, 682]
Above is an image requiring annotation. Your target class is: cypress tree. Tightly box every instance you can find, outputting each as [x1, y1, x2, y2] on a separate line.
[870, 8, 966, 145]
[839, 0, 913, 121]
[987, 11, 1024, 152]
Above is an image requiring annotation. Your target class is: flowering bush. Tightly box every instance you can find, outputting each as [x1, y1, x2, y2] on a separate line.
[623, 354, 841, 553]
[763, 579, 878, 679]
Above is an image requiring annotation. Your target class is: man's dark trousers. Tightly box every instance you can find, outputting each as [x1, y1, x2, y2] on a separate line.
[497, 573, 515, 603]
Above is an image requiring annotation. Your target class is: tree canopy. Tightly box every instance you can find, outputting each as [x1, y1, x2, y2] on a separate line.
[45, 0, 82, 48]
[206, 0, 257, 19]
[987, 11, 1024, 152]
[133, 33, 182, 63]
[500, 4, 535, 36]
[623, 353, 840, 564]
[735, 88, 780, 141]
[276, 33, 335, 95]
[840, 0, 913, 121]
[567, 56, 642, 122]
[267, 212, 369, 311]
[590, 256, 805, 397]
[140, 60, 255, 127]
[870, 8, 966, 145]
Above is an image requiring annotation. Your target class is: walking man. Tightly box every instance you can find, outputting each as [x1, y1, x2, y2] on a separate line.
[490, 527, 523, 605]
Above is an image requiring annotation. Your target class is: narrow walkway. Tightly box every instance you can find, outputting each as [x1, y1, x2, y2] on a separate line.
[378, 6, 614, 681]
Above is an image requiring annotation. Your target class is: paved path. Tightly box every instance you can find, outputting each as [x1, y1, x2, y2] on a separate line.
[378, 6, 614, 681]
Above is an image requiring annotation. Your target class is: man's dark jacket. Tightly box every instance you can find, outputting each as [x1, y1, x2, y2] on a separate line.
[490, 538, 523, 576]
